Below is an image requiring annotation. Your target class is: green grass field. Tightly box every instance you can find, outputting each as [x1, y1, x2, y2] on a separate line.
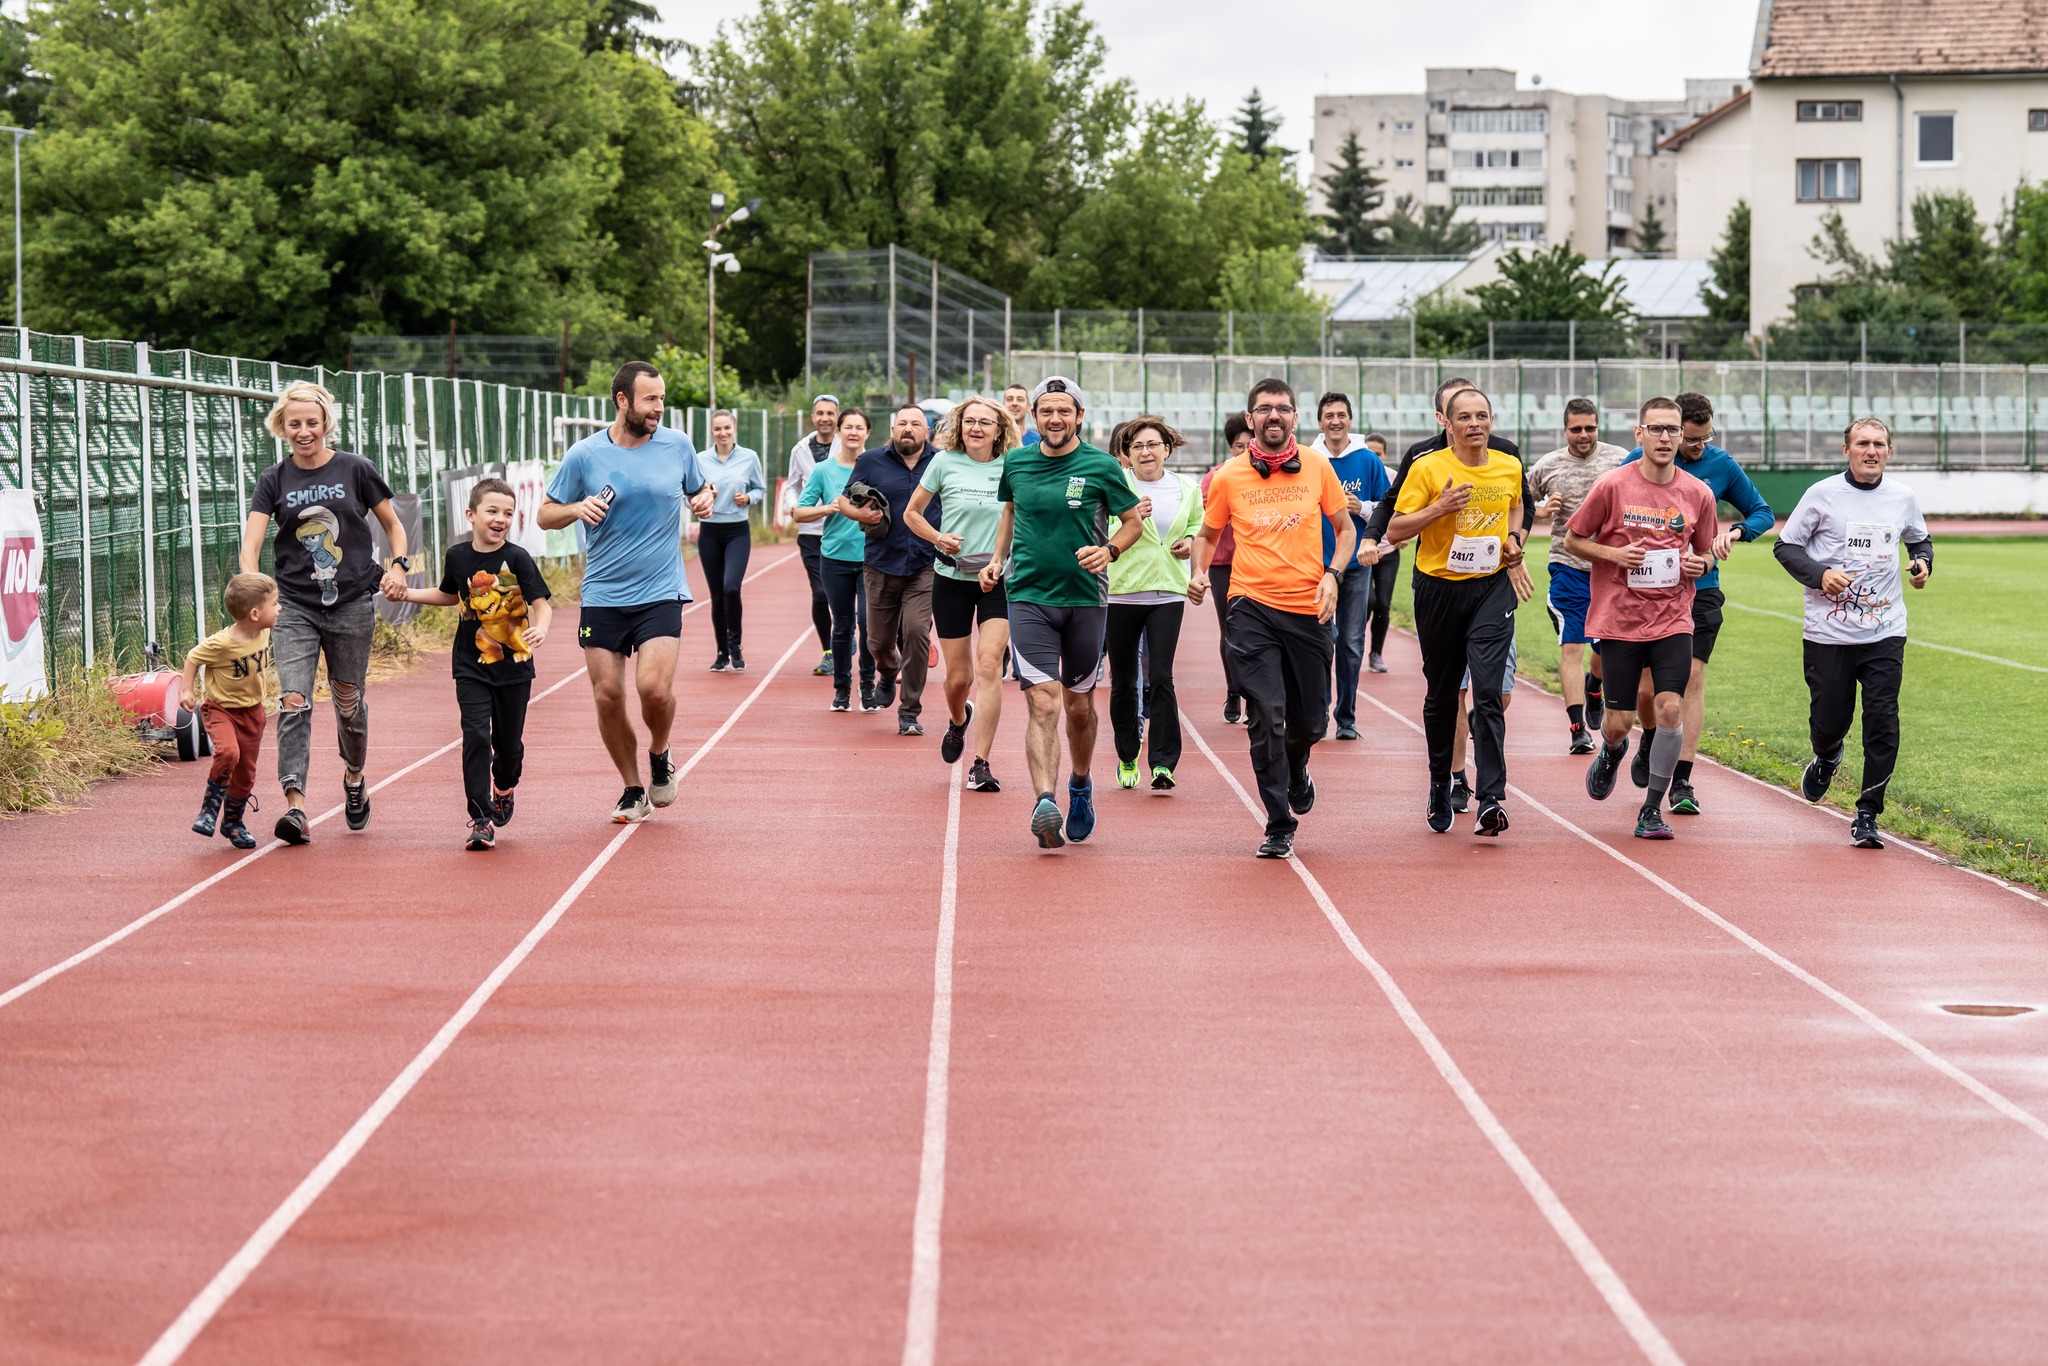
[1390, 536, 2048, 890]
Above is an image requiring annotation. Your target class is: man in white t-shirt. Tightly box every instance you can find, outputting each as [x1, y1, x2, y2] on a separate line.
[784, 394, 840, 675]
[1772, 417, 1933, 850]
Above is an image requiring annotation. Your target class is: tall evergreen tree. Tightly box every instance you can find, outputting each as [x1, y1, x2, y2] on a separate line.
[1700, 199, 1750, 325]
[1636, 197, 1668, 255]
[1233, 88, 1289, 162]
[1376, 196, 1483, 256]
[1316, 132, 1385, 256]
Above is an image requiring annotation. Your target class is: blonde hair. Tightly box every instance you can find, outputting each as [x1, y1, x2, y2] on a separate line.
[939, 396, 1019, 455]
[264, 381, 339, 440]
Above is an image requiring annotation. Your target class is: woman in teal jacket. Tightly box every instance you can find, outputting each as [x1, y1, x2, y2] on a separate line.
[1106, 416, 1204, 789]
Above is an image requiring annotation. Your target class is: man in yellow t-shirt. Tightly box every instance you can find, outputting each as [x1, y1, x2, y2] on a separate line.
[1388, 385, 1525, 836]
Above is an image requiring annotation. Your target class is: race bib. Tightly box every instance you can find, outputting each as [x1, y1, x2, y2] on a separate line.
[1628, 548, 1681, 589]
[1844, 521, 1896, 563]
[1447, 533, 1501, 575]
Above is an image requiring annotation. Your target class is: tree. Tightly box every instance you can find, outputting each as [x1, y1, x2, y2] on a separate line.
[1637, 197, 1668, 256]
[1700, 199, 1750, 326]
[1890, 191, 2005, 319]
[1233, 88, 1289, 162]
[586, 0, 685, 58]
[1468, 243, 1631, 322]
[1316, 132, 1385, 256]
[1212, 246, 1322, 314]
[2007, 183, 2048, 321]
[0, 14, 47, 129]
[1376, 195, 1483, 256]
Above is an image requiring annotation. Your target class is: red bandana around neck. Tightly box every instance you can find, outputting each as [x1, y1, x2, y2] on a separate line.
[1250, 435, 1299, 475]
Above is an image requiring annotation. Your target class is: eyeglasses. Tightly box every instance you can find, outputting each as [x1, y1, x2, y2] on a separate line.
[1251, 404, 1296, 417]
[1679, 428, 1712, 446]
[960, 416, 999, 428]
[1565, 424, 1600, 435]
[1642, 424, 1682, 438]
[1127, 439, 1168, 454]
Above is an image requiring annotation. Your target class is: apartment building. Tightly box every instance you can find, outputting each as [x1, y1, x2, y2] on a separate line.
[1311, 70, 1743, 258]
[1663, 0, 2048, 329]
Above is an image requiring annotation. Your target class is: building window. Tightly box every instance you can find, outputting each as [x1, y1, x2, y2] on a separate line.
[1917, 112, 1956, 164]
[1448, 109, 1547, 134]
[1394, 120, 1415, 133]
[1426, 169, 1445, 182]
[1608, 188, 1632, 214]
[1796, 158, 1861, 201]
[1797, 101, 1863, 121]
[1479, 222, 1546, 245]
[1428, 99, 1447, 114]
[1394, 158, 1416, 169]
[1606, 151, 1632, 176]
[1453, 186, 1545, 206]
[1450, 148, 1544, 169]
[2032, 110, 2048, 132]
[1427, 133, 1446, 147]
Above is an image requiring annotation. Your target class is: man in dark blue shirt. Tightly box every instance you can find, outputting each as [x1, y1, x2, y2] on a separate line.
[1620, 391, 1774, 813]
[849, 404, 943, 735]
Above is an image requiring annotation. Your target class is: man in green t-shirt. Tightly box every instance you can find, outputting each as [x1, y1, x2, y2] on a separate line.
[982, 376, 1143, 849]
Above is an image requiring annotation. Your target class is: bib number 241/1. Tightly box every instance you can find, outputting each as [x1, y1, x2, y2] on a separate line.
[1628, 548, 1681, 589]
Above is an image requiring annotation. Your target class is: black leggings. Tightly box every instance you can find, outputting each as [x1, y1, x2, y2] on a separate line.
[456, 677, 530, 823]
[798, 535, 832, 650]
[821, 557, 876, 689]
[1370, 546, 1400, 654]
[1209, 563, 1242, 701]
[1106, 600, 1183, 771]
[698, 521, 751, 654]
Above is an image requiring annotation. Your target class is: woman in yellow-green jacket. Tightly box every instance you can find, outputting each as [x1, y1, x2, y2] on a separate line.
[1107, 415, 1205, 789]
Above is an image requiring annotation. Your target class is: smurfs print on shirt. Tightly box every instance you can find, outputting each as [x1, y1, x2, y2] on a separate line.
[294, 505, 345, 605]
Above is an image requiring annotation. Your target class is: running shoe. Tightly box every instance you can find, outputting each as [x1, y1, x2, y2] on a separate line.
[1427, 779, 1454, 834]
[1450, 772, 1470, 813]
[1368, 652, 1388, 673]
[899, 717, 924, 738]
[1630, 732, 1652, 789]
[1850, 811, 1885, 849]
[859, 685, 881, 713]
[1151, 766, 1175, 790]
[193, 778, 227, 837]
[729, 647, 747, 672]
[1801, 747, 1842, 803]
[1257, 831, 1293, 859]
[343, 776, 371, 831]
[1288, 768, 1316, 815]
[1065, 778, 1097, 842]
[649, 749, 679, 807]
[491, 790, 516, 826]
[1335, 725, 1360, 741]
[1475, 801, 1510, 837]
[275, 806, 310, 845]
[613, 786, 650, 823]
[967, 758, 1000, 793]
[1585, 690, 1604, 733]
[1116, 759, 1140, 789]
[875, 672, 899, 711]
[813, 650, 834, 676]
[1667, 779, 1700, 815]
[709, 653, 730, 672]
[1633, 804, 1674, 841]
[466, 818, 496, 851]
[1222, 696, 1242, 725]
[1586, 741, 1626, 801]
[1031, 795, 1066, 849]
[1569, 724, 1596, 755]
[831, 688, 851, 712]
[940, 703, 973, 764]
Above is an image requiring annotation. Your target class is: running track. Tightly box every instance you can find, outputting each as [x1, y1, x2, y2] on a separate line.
[5, 550, 2048, 1364]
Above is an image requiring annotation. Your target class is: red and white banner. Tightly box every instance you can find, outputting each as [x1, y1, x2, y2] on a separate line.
[0, 488, 47, 701]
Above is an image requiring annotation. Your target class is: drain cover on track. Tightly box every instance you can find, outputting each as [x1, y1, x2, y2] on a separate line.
[1940, 1003, 2038, 1017]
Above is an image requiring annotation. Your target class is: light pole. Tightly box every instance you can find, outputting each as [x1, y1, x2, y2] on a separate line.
[705, 193, 760, 409]
[1, 126, 31, 330]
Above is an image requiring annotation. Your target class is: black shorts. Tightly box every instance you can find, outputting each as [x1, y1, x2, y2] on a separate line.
[1601, 635, 1693, 708]
[1690, 587, 1726, 662]
[578, 600, 683, 656]
[931, 574, 1009, 639]
[1009, 601, 1107, 692]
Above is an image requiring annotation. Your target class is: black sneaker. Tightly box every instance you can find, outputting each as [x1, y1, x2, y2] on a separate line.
[1335, 725, 1360, 740]
[1450, 772, 1470, 813]
[1667, 779, 1700, 816]
[1475, 801, 1510, 837]
[1634, 804, 1674, 840]
[709, 653, 730, 672]
[1801, 748, 1842, 803]
[1586, 741, 1626, 801]
[275, 806, 310, 845]
[1257, 831, 1293, 859]
[729, 647, 746, 672]
[832, 688, 851, 712]
[1568, 724, 1596, 755]
[1585, 691, 1604, 733]
[613, 786, 650, 824]
[875, 672, 899, 711]
[1427, 778, 1454, 833]
[859, 685, 881, 713]
[466, 818, 496, 850]
[1222, 696, 1243, 725]
[343, 777, 371, 831]
[1851, 811, 1885, 848]
[966, 758, 1000, 792]
[940, 702, 973, 763]
[491, 790, 515, 826]
[1287, 768, 1316, 816]
[899, 717, 924, 738]
[1630, 733, 1652, 789]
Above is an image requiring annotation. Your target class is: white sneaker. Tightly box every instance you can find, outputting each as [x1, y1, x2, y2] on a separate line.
[648, 750, 679, 808]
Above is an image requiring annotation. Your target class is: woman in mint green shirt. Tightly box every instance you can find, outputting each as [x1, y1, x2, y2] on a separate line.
[904, 396, 1016, 792]
[1106, 416, 1203, 788]
[794, 409, 876, 710]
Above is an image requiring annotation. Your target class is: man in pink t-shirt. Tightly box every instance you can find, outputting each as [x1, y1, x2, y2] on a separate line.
[1564, 396, 1716, 840]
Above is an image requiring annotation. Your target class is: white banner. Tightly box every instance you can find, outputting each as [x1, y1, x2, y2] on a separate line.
[443, 461, 549, 559]
[0, 488, 48, 702]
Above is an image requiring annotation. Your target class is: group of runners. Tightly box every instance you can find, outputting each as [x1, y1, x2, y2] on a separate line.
[191, 360, 1934, 860]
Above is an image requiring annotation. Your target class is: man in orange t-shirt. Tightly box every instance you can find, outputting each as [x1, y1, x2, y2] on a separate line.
[1191, 377, 1370, 859]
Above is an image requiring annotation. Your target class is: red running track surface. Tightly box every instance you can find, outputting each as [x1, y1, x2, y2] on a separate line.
[4, 549, 2048, 1364]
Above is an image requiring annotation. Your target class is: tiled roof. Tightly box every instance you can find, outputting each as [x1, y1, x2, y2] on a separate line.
[1659, 90, 1750, 153]
[1753, 0, 2048, 77]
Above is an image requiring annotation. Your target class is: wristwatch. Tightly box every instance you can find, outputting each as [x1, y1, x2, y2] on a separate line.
[1106, 544, 1122, 562]
[389, 555, 410, 571]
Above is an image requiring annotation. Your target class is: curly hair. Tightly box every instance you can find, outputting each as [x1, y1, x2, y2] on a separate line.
[938, 396, 1019, 454]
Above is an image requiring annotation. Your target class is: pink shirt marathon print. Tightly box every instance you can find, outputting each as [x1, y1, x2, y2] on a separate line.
[1568, 462, 1718, 642]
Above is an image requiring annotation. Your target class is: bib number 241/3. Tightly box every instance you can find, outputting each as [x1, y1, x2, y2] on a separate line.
[1447, 533, 1501, 575]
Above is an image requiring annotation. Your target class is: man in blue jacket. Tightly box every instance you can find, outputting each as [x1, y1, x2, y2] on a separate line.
[1309, 391, 1391, 741]
[848, 404, 942, 736]
[1620, 391, 1773, 814]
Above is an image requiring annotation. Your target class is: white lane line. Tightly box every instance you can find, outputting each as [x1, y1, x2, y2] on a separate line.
[1351, 688, 2048, 1146]
[1184, 719, 1686, 1366]
[1724, 600, 2048, 673]
[0, 551, 798, 1014]
[900, 754, 964, 1366]
[133, 625, 812, 1366]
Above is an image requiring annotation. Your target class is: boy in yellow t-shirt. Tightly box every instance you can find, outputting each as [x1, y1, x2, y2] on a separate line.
[183, 572, 280, 849]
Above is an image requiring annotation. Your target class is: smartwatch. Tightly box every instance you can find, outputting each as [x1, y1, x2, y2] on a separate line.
[390, 555, 410, 571]
[1106, 544, 1121, 562]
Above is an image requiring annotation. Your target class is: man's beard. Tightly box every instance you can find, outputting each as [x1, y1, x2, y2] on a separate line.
[894, 435, 923, 456]
[621, 408, 659, 438]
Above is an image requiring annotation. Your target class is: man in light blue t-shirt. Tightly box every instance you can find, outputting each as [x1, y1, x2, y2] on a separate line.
[539, 361, 712, 823]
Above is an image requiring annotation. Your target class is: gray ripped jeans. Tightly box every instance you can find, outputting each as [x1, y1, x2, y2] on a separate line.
[273, 594, 375, 798]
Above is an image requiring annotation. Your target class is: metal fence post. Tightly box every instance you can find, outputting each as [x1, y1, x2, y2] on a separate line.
[138, 341, 158, 650]
[804, 254, 813, 390]
[74, 334, 92, 668]
[1052, 307, 1060, 356]
[425, 378, 443, 555]
[16, 326, 28, 491]
[183, 371, 205, 645]
[887, 243, 898, 400]
[929, 256, 939, 388]
[1003, 298, 1012, 386]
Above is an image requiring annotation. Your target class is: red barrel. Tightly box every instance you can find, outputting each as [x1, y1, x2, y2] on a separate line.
[112, 671, 184, 728]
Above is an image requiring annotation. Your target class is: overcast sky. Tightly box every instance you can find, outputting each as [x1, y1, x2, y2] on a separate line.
[658, 0, 1760, 148]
